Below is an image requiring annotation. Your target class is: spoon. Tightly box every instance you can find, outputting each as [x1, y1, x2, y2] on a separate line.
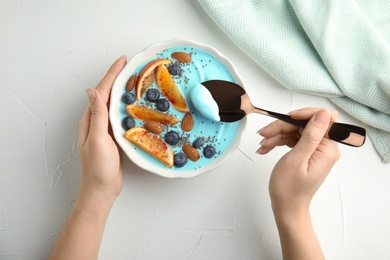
[201, 80, 366, 147]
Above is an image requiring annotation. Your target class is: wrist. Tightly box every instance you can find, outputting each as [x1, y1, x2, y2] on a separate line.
[75, 186, 116, 219]
[79, 177, 118, 203]
[272, 202, 311, 229]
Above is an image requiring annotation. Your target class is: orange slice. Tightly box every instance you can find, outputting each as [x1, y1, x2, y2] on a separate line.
[126, 104, 180, 125]
[124, 127, 173, 168]
[136, 59, 171, 101]
[156, 64, 189, 112]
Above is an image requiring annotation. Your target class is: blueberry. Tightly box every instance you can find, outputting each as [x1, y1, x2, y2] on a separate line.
[192, 137, 204, 149]
[122, 116, 135, 130]
[168, 63, 183, 76]
[165, 131, 180, 145]
[156, 98, 170, 112]
[203, 145, 216, 158]
[174, 152, 188, 167]
[122, 91, 136, 104]
[146, 89, 160, 102]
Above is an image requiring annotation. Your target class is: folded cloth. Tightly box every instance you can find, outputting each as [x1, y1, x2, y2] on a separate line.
[197, 0, 390, 162]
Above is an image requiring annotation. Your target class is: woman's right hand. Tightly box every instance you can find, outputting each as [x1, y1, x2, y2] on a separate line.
[258, 108, 340, 215]
[257, 108, 341, 260]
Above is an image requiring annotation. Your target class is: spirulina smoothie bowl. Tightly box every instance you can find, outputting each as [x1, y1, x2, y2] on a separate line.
[109, 39, 246, 178]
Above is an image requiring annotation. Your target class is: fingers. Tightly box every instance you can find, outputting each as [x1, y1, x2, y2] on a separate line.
[256, 108, 339, 154]
[86, 88, 109, 139]
[257, 108, 337, 139]
[258, 120, 299, 138]
[78, 105, 92, 146]
[256, 133, 299, 154]
[96, 55, 127, 103]
[290, 109, 331, 160]
[290, 107, 338, 121]
[78, 56, 127, 146]
[256, 115, 300, 154]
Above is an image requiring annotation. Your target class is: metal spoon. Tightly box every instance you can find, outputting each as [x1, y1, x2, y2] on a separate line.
[201, 80, 366, 147]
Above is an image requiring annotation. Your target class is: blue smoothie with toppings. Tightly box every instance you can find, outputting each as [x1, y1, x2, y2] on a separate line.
[119, 45, 240, 171]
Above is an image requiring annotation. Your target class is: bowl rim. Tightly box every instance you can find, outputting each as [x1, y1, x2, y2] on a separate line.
[109, 39, 247, 178]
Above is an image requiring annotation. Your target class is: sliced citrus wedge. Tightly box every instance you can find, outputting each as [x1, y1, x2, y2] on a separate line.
[126, 104, 180, 125]
[124, 127, 173, 168]
[156, 64, 189, 112]
[136, 59, 171, 101]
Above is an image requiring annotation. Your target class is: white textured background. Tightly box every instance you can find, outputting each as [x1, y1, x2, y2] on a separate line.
[1, 0, 389, 259]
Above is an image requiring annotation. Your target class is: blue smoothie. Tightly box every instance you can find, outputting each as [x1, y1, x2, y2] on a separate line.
[120, 46, 239, 171]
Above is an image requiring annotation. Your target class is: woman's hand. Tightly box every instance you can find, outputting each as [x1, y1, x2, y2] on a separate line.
[78, 56, 126, 202]
[258, 108, 340, 215]
[257, 108, 341, 260]
[50, 56, 127, 260]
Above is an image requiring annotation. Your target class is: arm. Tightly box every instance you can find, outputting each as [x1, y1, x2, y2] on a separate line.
[49, 191, 115, 260]
[49, 56, 127, 259]
[257, 108, 340, 260]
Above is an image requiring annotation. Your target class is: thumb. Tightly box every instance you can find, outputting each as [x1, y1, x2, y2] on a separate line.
[291, 109, 331, 159]
[86, 88, 108, 138]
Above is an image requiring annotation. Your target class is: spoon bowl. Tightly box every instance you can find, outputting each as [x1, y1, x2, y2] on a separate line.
[201, 80, 366, 147]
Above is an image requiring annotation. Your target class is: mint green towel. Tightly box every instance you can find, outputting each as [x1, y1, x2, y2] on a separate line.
[198, 0, 390, 162]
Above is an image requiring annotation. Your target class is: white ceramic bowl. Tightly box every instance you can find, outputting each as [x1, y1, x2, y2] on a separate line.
[109, 39, 246, 178]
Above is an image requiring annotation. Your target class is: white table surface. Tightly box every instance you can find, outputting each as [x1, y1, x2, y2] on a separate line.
[1, 0, 389, 259]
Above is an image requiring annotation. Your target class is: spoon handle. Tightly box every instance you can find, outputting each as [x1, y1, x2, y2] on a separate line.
[260, 109, 366, 147]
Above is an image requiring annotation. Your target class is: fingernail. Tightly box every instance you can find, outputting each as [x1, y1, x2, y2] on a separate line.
[260, 138, 268, 145]
[120, 54, 127, 60]
[86, 88, 96, 102]
[314, 110, 330, 126]
[257, 126, 266, 135]
[256, 146, 264, 154]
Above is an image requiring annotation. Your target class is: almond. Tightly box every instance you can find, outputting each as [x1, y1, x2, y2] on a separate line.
[171, 52, 191, 63]
[144, 121, 163, 134]
[181, 112, 194, 132]
[182, 144, 200, 162]
[126, 73, 137, 91]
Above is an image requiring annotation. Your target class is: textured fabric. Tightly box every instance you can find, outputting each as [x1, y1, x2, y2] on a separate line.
[197, 0, 390, 162]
